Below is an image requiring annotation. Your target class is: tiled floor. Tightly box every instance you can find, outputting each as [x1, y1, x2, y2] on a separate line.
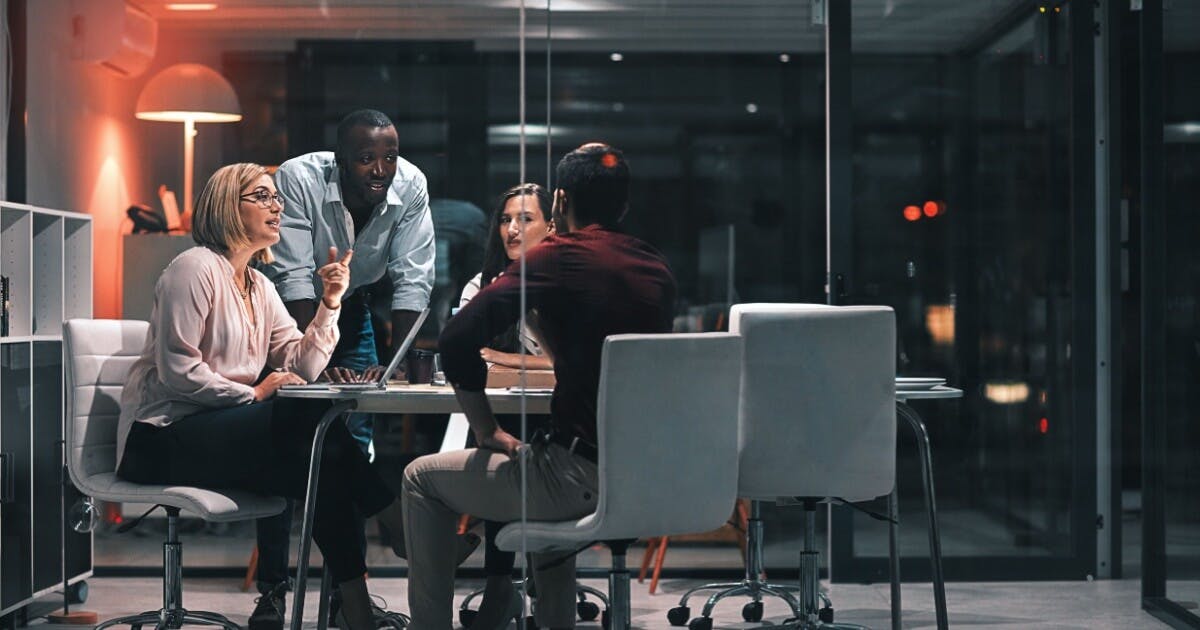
[21, 575, 1176, 629]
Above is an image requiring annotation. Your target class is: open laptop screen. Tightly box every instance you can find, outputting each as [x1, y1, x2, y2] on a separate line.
[281, 307, 429, 390]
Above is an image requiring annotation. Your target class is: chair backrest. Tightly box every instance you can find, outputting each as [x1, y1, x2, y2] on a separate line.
[731, 303, 896, 502]
[591, 333, 741, 540]
[63, 319, 149, 490]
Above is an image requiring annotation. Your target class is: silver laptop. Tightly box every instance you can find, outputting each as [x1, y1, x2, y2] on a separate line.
[281, 308, 429, 392]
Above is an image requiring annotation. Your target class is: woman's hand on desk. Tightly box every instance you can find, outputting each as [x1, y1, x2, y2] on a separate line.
[254, 371, 306, 401]
[316, 247, 353, 310]
[480, 348, 553, 371]
[476, 427, 523, 458]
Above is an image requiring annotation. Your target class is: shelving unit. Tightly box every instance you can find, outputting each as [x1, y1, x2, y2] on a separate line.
[0, 202, 92, 618]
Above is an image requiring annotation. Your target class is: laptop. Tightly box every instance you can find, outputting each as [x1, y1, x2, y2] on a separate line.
[281, 308, 429, 392]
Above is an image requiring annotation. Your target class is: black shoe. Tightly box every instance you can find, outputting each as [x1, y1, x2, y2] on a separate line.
[327, 588, 342, 628]
[328, 590, 409, 629]
[249, 582, 288, 630]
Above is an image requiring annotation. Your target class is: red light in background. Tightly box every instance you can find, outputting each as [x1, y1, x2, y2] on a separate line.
[1039, 417, 1049, 434]
[923, 201, 940, 217]
[903, 205, 921, 222]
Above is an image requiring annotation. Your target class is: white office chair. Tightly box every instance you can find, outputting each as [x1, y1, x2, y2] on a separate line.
[495, 333, 742, 630]
[64, 319, 287, 630]
[671, 304, 897, 630]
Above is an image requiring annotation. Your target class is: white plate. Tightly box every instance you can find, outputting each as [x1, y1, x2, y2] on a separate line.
[895, 377, 946, 391]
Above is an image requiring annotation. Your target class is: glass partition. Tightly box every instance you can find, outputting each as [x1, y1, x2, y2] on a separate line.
[40, 0, 1110, 588]
[1158, 0, 1200, 621]
[830, 0, 1097, 581]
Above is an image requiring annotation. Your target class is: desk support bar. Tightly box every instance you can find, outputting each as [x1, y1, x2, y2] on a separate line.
[896, 401, 948, 630]
[290, 399, 358, 630]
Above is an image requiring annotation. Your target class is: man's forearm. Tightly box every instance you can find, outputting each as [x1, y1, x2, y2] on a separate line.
[285, 299, 318, 331]
[390, 309, 421, 360]
[452, 387, 500, 440]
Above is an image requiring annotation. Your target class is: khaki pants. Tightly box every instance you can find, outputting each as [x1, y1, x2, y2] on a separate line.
[402, 442, 598, 629]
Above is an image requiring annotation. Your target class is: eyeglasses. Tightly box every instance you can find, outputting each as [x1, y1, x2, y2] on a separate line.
[240, 190, 285, 209]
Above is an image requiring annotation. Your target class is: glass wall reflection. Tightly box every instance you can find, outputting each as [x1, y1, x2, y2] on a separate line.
[1163, 0, 1200, 612]
[844, 2, 1083, 577]
[68, 0, 1109, 584]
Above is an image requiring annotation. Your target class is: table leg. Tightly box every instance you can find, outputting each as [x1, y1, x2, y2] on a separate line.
[889, 488, 902, 630]
[897, 401, 948, 630]
[289, 399, 358, 630]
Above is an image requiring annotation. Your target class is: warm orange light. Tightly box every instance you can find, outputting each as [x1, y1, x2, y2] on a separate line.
[903, 205, 921, 222]
[923, 201, 940, 217]
[925, 304, 955, 346]
[166, 3, 218, 10]
[1039, 417, 1049, 434]
[985, 381, 1029, 404]
[135, 111, 241, 123]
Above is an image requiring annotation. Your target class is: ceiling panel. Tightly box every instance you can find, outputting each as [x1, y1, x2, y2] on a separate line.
[140, 0, 1036, 53]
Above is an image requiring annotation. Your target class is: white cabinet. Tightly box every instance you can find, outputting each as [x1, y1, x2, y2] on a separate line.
[0, 202, 92, 617]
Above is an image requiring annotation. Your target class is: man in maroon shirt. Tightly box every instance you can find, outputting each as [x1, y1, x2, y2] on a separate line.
[401, 144, 676, 629]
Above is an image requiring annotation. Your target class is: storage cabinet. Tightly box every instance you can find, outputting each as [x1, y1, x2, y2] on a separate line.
[0, 202, 92, 617]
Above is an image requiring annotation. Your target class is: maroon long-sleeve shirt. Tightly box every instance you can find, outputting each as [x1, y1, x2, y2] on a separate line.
[439, 225, 677, 445]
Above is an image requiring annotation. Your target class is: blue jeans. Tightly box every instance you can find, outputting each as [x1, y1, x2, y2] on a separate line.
[255, 291, 378, 592]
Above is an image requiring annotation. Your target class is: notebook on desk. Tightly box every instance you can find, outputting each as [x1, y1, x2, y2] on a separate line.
[280, 308, 429, 392]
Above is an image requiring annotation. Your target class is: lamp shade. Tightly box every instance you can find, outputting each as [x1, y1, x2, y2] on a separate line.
[135, 63, 242, 123]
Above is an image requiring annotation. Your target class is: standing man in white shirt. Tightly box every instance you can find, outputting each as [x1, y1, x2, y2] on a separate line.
[251, 109, 436, 630]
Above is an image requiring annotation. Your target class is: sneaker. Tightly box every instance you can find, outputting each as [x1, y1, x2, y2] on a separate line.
[329, 591, 409, 629]
[248, 581, 288, 630]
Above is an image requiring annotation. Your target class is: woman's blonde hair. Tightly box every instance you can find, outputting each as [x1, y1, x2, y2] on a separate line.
[192, 162, 275, 265]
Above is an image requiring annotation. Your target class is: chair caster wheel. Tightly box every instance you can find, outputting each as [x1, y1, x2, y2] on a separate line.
[66, 581, 88, 605]
[687, 617, 713, 630]
[819, 606, 835, 623]
[742, 601, 764, 622]
[525, 615, 538, 628]
[458, 609, 476, 628]
[667, 606, 690, 626]
[577, 601, 601, 621]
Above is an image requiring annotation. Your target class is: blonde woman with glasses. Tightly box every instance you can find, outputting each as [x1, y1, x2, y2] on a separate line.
[115, 163, 408, 630]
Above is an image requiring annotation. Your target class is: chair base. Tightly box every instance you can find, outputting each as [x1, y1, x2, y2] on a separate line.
[769, 621, 870, 630]
[669, 579, 825, 626]
[94, 507, 242, 630]
[459, 579, 609, 626]
[670, 503, 828, 627]
[95, 609, 240, 630]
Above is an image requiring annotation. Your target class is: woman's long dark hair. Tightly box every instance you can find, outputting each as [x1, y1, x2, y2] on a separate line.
[478, 183, 553, 354]
[480, 183, 553, 288]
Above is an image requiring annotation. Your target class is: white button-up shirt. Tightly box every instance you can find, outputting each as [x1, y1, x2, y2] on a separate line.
[263, 151, 435, 311]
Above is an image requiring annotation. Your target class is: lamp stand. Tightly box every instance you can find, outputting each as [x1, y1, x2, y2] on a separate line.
[182, 118, 196, 229]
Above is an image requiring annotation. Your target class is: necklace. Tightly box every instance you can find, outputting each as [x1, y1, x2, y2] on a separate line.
[235, 269, 252, 299]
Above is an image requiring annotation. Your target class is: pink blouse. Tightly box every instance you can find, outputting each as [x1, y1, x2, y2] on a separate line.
[117, 246, 340, 466]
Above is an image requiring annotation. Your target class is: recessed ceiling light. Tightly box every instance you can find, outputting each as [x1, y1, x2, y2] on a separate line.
[779, 53, 790, 63]
[610, 52, 623, 62]
[166, 3, 218, 11]
[745, 103, 759, 114]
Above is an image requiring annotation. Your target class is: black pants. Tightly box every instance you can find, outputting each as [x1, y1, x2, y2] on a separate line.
[118, 397, 394, 583]
[257, 292, 376, 593]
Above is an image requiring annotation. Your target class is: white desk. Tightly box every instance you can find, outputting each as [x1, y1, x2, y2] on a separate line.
[278, 382, 959, 630]
[275, 385, 551, 630]
[279, 382, 552, 415]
